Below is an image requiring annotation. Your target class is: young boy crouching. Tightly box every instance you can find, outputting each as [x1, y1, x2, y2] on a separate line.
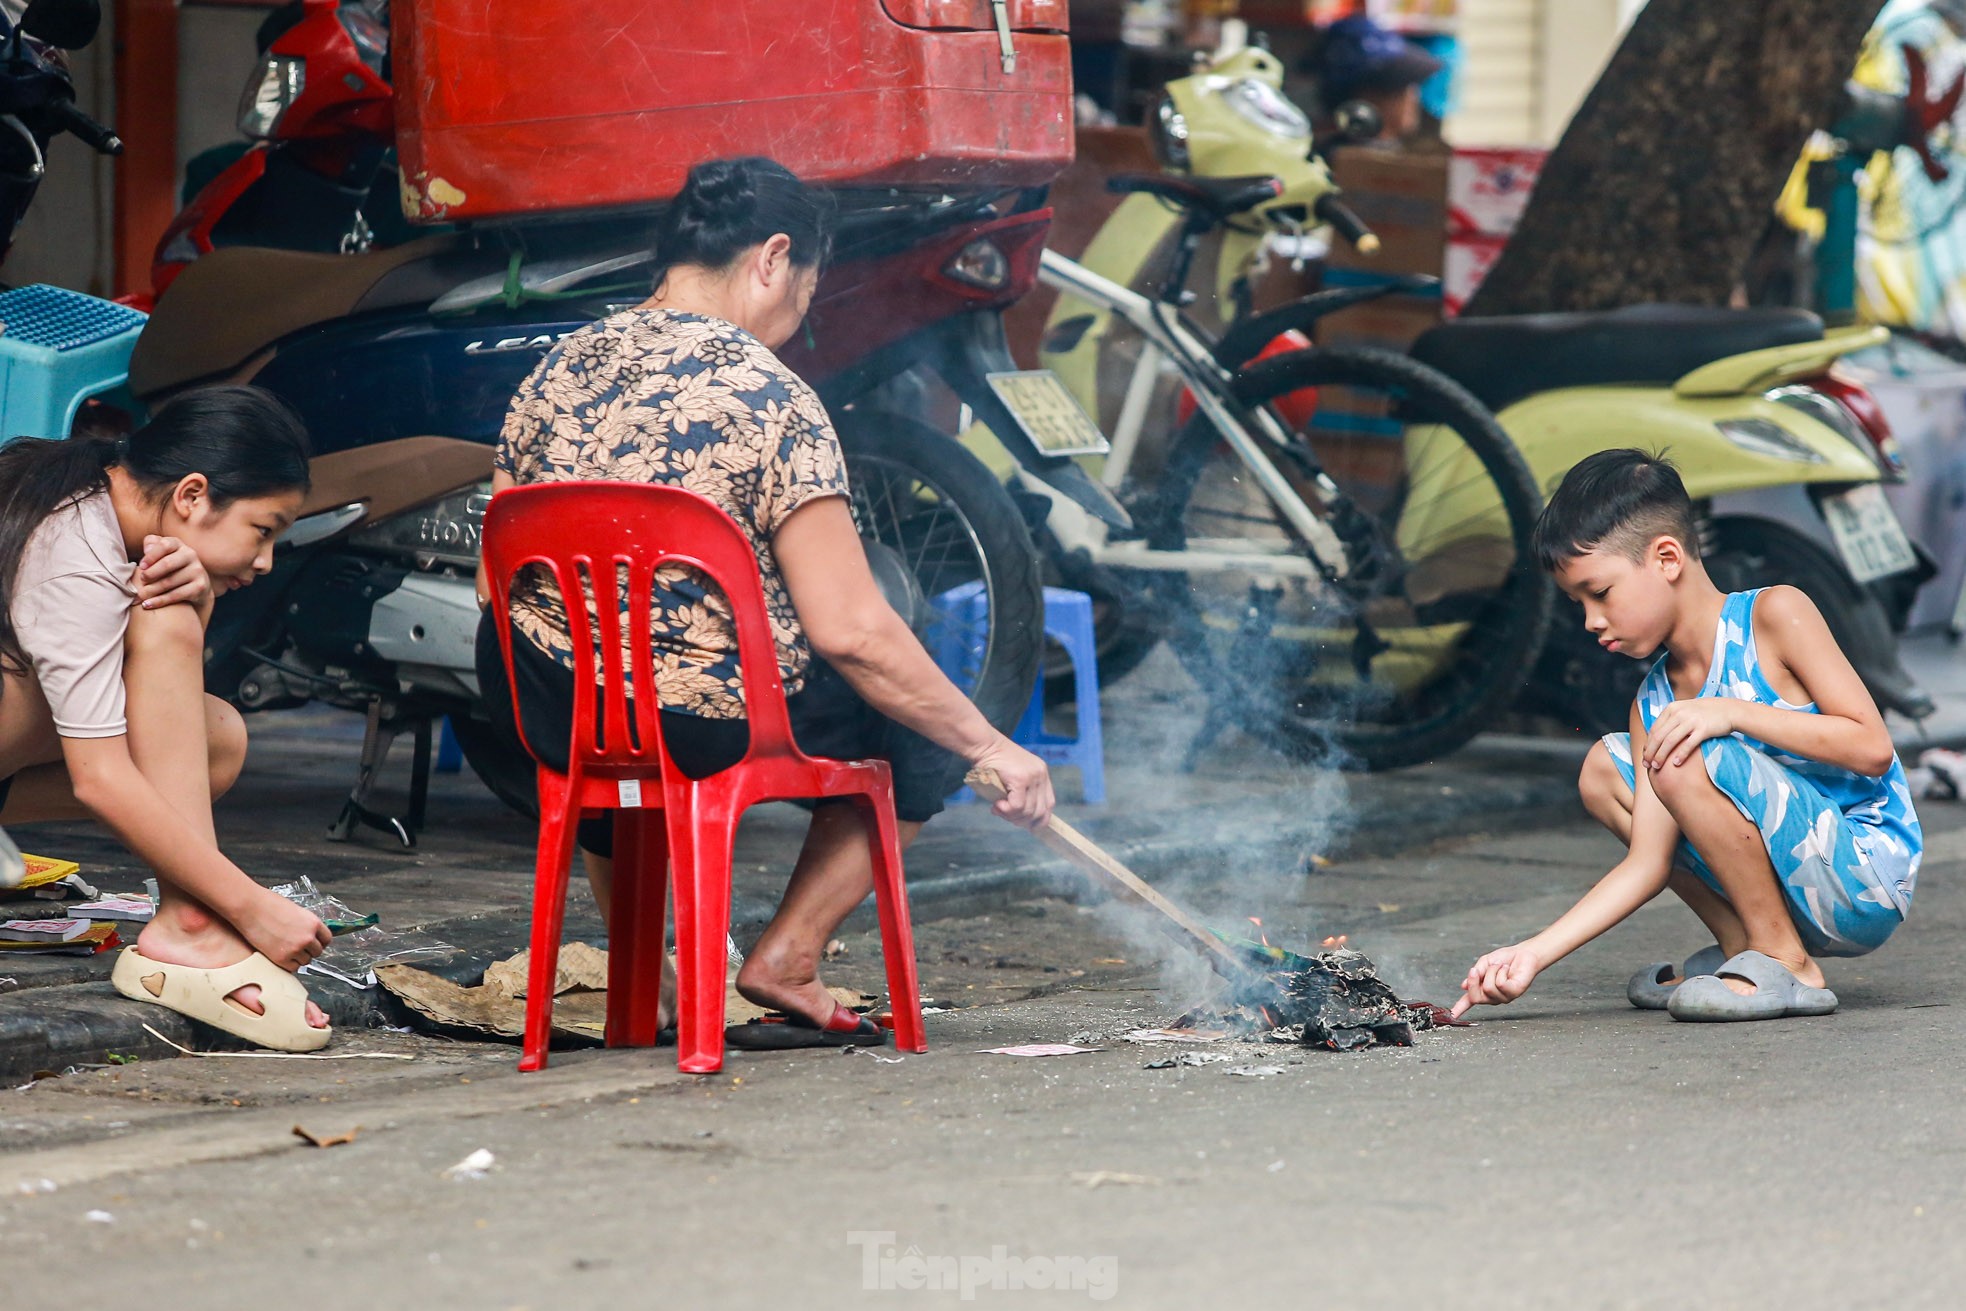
[1452, 450, 1920, 1023]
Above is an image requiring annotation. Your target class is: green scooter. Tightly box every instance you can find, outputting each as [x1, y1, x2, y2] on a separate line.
[1037, 27, 1935, 734]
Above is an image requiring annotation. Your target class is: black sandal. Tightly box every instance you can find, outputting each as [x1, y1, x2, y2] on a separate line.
[724, 1001, 889, 1050]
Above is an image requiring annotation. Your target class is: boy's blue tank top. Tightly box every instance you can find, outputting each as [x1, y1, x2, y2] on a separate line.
[1633, 589, 1921, 914]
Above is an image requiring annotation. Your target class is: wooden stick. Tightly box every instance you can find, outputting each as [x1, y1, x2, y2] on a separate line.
[966, 768, 1254, 983]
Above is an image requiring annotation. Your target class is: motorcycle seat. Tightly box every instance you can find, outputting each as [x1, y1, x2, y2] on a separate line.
[1407, 304, 1824, 415]
[128, 234, 494, 400]
[1106, 172, 1283, 221]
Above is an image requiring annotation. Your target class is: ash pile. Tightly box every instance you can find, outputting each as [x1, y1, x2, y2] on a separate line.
[1181, 946, 1458, 1052]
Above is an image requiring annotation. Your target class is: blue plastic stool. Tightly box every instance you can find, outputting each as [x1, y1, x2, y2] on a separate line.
[931, 583, 1105, 804]
[0, 285, 147, 444]
[435, 716, 464, 774]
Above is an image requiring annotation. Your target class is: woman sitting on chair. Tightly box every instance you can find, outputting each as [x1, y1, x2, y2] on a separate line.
[475, 157, 1054, 1049]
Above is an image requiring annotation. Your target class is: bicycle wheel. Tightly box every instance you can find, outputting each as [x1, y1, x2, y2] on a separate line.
[1147, 344, 1552, 770]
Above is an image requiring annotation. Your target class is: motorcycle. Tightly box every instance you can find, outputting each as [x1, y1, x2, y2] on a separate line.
[1037, 24, 1937, 737]
[126, 188, 1115, 829]
[148, 0, 399, 303]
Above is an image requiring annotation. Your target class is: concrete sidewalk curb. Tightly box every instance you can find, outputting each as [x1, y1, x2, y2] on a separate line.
[0, 771, 1580, 1081]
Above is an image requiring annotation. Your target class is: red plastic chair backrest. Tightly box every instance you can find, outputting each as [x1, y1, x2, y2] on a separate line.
[481, 482, 799, 774]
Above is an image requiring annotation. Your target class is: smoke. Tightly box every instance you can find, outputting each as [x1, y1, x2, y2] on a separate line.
[1060, 638, 1361, 1009]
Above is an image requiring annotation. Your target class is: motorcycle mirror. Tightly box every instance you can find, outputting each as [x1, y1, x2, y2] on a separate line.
[18, 0, 102, 50]
[1332, 99, 1385, 145]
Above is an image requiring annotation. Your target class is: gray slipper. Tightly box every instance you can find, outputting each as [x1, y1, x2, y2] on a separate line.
[1627, 944, 1726, 1010]
[1667, 950, 1838, 1022]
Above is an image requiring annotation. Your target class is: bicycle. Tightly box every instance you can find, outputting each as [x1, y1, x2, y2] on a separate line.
[1026, 172, 1552, 771]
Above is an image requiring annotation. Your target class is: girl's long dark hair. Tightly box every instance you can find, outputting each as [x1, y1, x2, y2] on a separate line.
[0, 385, 311, 674]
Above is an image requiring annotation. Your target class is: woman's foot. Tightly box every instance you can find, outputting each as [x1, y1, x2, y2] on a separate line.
[136, 907, 330, 1030]
[657, 953, 678, 1031]
[732, 937, 834, 1028]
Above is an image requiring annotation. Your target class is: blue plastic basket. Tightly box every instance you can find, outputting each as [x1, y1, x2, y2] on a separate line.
[0, 284, 147, 443]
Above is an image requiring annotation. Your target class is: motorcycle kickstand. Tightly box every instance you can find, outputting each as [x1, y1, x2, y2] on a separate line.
[326, 698, 434, 850]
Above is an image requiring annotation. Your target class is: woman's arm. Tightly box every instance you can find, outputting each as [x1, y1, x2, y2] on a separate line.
[60, 736, 331, 969]
[773, 496, 1053, 827]
[474, 470, 519, 609]
[1643, 586, 1895, 777]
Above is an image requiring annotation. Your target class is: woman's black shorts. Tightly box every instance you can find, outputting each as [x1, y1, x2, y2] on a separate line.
[474, 614, 960, 856]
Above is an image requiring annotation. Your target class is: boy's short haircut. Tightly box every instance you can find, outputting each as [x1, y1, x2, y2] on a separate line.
[1533, 449, 1700, 572]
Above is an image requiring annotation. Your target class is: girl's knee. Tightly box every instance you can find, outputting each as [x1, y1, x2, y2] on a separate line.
[206, 696, 247, 795]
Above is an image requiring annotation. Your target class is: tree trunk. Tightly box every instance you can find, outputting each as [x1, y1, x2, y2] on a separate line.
[1463, 0, 1887, 316]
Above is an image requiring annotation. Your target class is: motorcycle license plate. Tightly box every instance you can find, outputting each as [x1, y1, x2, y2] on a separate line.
[1823, 483, 1918, 583]
[986, 370, 1110, 457]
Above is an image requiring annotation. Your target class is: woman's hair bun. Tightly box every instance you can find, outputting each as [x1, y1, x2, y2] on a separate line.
[651, 156, 834, 286]
[677, 159, 758, 225]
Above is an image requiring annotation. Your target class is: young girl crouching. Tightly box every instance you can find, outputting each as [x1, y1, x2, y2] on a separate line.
[0, 386, 334, 1050]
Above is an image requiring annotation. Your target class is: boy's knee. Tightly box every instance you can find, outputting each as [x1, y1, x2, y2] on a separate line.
[1579, 741, 1618, 803]
[1579, 741, 1632, 819]
[1649, 754, 1709, 808]
[124, 601, 205, 659]
[205, 696, 247, 796]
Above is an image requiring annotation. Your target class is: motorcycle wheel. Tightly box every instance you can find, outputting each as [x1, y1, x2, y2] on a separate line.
[1147, 344, 1552, 771]
[833, 408, 1044, 736]
[1535, 598, 1649, 737]
[453, 410, 1044, 817]
[1703, 516, 1933, 720]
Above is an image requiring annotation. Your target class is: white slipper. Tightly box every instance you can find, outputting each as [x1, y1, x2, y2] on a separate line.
[111, 947, 331, 1052]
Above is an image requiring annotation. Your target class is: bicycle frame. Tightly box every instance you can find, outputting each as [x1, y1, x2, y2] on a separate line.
[1034, 247, 1352, 582]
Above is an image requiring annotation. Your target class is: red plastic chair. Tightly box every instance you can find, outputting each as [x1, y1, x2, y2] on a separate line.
[481, 482, 928, 1074]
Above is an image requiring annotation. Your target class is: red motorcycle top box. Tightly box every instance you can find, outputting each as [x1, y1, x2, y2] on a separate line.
[392, 0, 1074, 223]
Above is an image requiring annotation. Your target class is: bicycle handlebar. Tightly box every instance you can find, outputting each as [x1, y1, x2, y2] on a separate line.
[1314, 193, 1379, 256]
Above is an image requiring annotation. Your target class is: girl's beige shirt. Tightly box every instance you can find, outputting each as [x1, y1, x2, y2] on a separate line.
[10, 490, 138, 738]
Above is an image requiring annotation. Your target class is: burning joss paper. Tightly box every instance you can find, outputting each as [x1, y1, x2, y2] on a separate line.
[1182, 946, 1457, 1052]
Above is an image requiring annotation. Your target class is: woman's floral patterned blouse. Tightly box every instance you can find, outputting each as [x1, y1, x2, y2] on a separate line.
[494, 309, 849, 718]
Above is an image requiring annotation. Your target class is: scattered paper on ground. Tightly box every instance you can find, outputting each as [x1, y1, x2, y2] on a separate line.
[68, 895, 153, 922]
[481, 942, 611, 999]
[443, 1149, 494, 1181]
[1224, 1065, 1286, 1077]
[978, 1044, 1101, 1057]
[1143, 1052, 1235, 1069]
[379, 944, 869, 1041]
[0, 921, 117, 955]
[1121, 1028, 1229, 1044]
[1069, 1171, 1158, 1189]
[16, 855, 78, 890]
[378, 949, 610, 1041]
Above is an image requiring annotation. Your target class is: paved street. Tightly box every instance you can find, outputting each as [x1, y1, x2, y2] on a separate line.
[0, 646, 1962, 1308]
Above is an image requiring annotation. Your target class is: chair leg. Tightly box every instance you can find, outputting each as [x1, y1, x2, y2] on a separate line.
[607, 808, 639, 1045]
[608, 807, 669, 1048]
[520, 775, 580, 1072]
[861, 795, 927, 1054]
[668, 790, 739, 1075]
